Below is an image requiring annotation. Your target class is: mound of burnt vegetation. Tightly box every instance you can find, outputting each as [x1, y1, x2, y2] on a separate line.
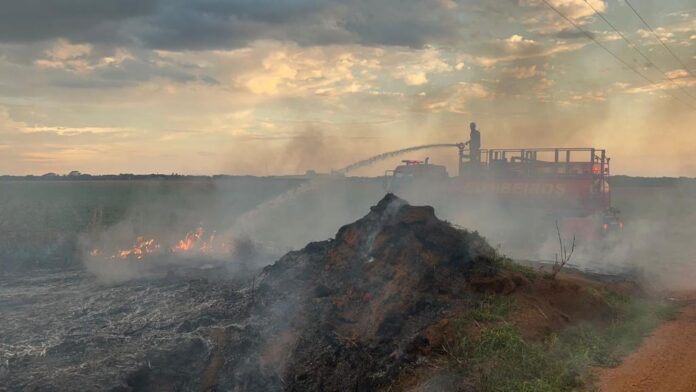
[190, 193, 512, 391]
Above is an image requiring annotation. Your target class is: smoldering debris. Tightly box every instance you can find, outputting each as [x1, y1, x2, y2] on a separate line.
[253, 194, 499, 390]
[169, 194, 502, 391]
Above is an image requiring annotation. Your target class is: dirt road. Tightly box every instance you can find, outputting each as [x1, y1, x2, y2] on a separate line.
[599, 293, 696, 392]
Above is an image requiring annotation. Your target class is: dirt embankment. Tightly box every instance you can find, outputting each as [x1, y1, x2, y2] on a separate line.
[599, 292, 696, 392]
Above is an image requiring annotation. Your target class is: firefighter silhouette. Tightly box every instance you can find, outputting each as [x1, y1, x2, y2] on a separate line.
[469, 122, 481, 163]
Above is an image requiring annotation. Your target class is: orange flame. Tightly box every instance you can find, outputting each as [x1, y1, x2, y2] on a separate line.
[172, 227, 217, 253]
[114, 237, 160, 260]
[92, 226, 230, 261]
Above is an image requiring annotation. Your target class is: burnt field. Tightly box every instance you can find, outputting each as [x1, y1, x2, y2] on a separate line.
[1, 177, 694, 390]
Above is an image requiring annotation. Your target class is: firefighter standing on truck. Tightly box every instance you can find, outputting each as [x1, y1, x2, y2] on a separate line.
[469, 121, 481, 163]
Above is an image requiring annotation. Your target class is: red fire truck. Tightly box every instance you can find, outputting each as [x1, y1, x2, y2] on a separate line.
[386, 146, 623, 242]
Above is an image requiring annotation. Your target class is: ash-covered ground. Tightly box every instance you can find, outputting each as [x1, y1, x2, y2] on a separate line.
[0, 267, 255, 391]
[1, 194, 503, 391]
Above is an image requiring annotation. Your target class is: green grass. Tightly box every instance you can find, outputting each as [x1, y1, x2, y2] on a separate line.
[447, 290, 679, 391]
[495, 256, 540, 281]
[570, 290, 679, 367]
[469, 293, 516, 322]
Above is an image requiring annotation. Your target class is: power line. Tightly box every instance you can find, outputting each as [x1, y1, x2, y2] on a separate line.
[581, 0, 696, 102]
[539, 0, 696, 110]
[623, 0, 696, 80]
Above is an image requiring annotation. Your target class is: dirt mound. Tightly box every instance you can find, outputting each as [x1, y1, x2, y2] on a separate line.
[180, 193, 499, 391]
[254, 193, 499, 390]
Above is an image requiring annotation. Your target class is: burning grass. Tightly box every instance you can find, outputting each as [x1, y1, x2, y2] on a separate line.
[91, 226, 232, 261]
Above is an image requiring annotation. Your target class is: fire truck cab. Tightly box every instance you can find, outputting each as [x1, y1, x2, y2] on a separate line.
[384, 159, 448, 193]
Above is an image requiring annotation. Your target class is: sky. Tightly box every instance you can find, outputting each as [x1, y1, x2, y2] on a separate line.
[0, 0, 695, 176]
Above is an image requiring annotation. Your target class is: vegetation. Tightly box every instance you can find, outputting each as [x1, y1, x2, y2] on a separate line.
[494, 256, 539, 281]
[549, 221, 575, 280]
[469, 293, 516, 323]
[447, 288, 678, 391]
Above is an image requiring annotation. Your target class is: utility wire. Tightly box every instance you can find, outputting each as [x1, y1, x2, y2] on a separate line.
[581, 0, 696, 102]
[539, 0, 696, 110]
[624, 0, 696, 79]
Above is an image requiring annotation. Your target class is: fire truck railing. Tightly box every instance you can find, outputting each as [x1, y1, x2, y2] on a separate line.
[481, 148, 606, 164]
[459, 147, 610, 182]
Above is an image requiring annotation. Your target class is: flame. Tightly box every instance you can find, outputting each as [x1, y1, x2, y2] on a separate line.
[171, 227, 217, 253]
[92, 226, 231, 261]
[114, 236, 160, 260]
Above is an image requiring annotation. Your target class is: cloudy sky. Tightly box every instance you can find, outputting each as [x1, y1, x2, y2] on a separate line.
[1, 0, 695, 176]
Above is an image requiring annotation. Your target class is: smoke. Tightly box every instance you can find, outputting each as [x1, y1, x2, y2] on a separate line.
[603, 181, 696, 290]
[228, 176, 383, 249]
[386, 176, 696, 291]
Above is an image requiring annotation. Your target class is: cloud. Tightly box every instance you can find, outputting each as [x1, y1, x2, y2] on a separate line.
[415, 82, 493, 113]
[619, 69, 696, 94]
[24, 39, 220, 89]
[0, 0, 464, 51]
[231, 42, 377, 96]
[638, 28, 675, 41]
[632, 14, 696, 48]
[464, 34, 588, 66]
[389, 47, 452, 86]
[507, 65, 541, 79]
[665, 69, 690, 79]
[502, 34, 543, 56]
[520, 0, 607, 34]
[403, 72, 429, 86]
[0, 0, 157, 44]
[34, 39, 132, 74]
[570, 90, 606, 102]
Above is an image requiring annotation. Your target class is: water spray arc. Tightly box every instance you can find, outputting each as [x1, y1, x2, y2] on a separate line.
[335, 143, 465, 174]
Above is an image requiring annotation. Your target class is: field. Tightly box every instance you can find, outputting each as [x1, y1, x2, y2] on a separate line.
[1, 176, 695, 280]
[0, 178, 305, 271]
[0, 177, 383, 272]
